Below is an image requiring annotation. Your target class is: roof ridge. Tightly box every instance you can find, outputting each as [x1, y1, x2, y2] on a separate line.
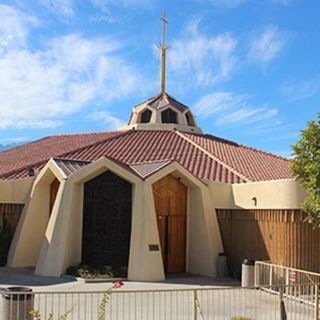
[128, 158, 173, 166]
[175, 130, 251, 182]
[52, 157, 91, 164]
[187, 131, 289, 162]
[164, 92, 189, 109]
[48, 130, 119, 137]
[237, 141, 289, 161]
[132, 93, 162, 109]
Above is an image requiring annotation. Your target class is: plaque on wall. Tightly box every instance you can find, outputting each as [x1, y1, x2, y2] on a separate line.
[148, 244, 160, 251]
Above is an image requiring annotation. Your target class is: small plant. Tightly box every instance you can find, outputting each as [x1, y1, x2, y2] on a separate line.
[30, 308, 73, 320]
[66, 264, 127, 279]
[230, 317, 255, 320]
[30, 280, 124, 320]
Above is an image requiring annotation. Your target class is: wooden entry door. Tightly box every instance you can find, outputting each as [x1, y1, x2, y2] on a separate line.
[153, 174, 187, 273]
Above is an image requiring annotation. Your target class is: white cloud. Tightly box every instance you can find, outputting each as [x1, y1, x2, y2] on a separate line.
[0, 136, 29, 144]
[0, 5, 38, 52]
[91, 111, 125, 130]
[169, 18, 238, 87]
[194, 92, 248, 116]
[195, 91, 279, 128]
[91, 0, 155, 11]
[38, 0, 74, 17]
[0, 5, 141, 130]
[280, 79, 320, 100]
[248, 26, 287, 63]
[217, 106, 278, 125]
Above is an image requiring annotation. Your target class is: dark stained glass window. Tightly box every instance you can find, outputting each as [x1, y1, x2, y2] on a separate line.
[161, 108, 178, 124]
[185, 112, 195, 126]
[140, 109, 152, 123]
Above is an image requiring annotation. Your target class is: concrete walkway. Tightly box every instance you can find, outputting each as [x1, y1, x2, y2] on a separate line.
[0, 267, 240, 291]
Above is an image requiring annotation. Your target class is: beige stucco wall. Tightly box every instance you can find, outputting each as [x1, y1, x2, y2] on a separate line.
[0, 177, 34, 203]
[7, 171, 56, 267]
[232, 179, 306, 209]
[187, 186, 223, 276]
[8, 155, 304, 279]
[9, 157, 223, 279]
[208, 179, 305, 209]
[208, 181, 234, 208]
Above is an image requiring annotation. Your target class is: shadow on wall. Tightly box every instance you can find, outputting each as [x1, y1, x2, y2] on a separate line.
[217, 209, 269, 279]
[217, 209, 320, 278]
[0, 204, 25, 266]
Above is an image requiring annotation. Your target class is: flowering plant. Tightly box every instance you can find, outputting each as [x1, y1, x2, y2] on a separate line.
[98, 280, 124, 320]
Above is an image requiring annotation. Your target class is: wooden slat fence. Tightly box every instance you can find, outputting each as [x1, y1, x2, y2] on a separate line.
[216, 209, 320, 278]
[0, 203, 24, 233]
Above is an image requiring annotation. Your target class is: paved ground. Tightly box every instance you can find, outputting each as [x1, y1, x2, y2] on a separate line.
[0, 267, 240, 291]
[0, 267, 314, 319]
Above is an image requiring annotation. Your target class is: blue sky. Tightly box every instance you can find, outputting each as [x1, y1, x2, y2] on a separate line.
[0, 0, 319, 157]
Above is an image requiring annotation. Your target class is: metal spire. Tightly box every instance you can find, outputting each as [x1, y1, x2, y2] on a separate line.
[158, 11, 169, 94]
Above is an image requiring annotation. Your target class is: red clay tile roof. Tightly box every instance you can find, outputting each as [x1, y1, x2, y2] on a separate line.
[0, 129, 292, 183]
[0, 131, 123, 179]
[181, 131, 291, 181]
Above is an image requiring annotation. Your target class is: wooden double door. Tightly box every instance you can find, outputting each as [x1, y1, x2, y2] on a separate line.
[153, 174, 187, 273]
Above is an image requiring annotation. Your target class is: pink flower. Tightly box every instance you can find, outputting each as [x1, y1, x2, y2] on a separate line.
[112, 280, 124, 288]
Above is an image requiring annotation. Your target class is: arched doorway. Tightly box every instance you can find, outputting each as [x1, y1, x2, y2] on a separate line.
[82, 171, 132, 272]
[153, 174, 187, 273]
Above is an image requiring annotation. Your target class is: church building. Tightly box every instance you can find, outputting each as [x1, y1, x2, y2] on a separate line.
[0, 16, 311, 280]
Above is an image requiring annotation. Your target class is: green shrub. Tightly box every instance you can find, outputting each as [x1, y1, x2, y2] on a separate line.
[230, 317, 255, 320]
[66, 264, 127, 279]
[0, 220, 12, 266]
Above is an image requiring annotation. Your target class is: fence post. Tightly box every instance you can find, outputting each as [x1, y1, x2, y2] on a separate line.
[285, 268, 289, 296]
[254, 262, 258, 286]
[193, 290, 198, 320]
[269, 265, 273, 287]
[315, 284, 319, 320]
[279, 287, 287, 320]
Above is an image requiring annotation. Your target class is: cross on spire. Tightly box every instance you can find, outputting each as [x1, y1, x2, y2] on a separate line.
[158, 11, 169, 94]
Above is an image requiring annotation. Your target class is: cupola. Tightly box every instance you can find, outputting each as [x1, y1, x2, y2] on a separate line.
[119, 12, 202, 134]
[120, 92, 202, 133]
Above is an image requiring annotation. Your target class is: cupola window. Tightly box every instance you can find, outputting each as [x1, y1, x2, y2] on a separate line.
[185, 112, 195, 126]
[140, 109, 152, 123]
[161, 108, 177, 124]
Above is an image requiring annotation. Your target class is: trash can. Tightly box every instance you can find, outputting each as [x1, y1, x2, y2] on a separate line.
[241, 259, 255, 288]
[216, 252, 228, 277]
[2, 287, 34, 320]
